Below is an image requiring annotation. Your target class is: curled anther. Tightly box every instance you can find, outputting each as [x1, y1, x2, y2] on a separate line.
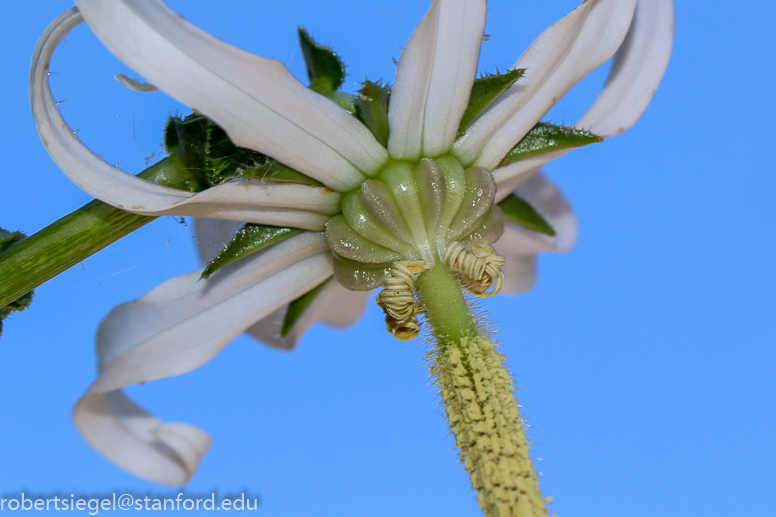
[376, 261, 427, 341]
[444, 242, 505, 297]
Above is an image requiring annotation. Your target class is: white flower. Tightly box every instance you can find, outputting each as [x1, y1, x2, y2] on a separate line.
[31, 0, 673, 485]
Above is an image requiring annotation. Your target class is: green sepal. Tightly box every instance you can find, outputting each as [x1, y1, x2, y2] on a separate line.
[0, 229, 34, 336]
[458, 69, 525, 134]
[164, 113, 321, 188]
[499, 123, 603, 166]
[201, 224, 303, 279]
[281, 278, 330, 337]
[0, 228, 25, 254]
[355, 80, 390, 147]
[238, 160, 323, 187]
[298, 27, 346, 98]
[498, 194, 556, 236]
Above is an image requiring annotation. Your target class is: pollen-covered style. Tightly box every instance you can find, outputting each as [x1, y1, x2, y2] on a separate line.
[31, 0, 673, 488]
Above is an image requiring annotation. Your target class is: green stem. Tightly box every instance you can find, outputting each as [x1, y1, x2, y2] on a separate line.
[0, 155, 199, 308]
[416, 260, 549, 517]
[416, 260, 478, 342]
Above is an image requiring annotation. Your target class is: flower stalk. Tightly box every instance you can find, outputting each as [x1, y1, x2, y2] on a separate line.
[0, 155, 198, 308]
[417, 260, 548, 517]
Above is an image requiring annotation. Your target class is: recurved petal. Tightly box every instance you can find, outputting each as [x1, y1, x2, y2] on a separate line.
[246, 281, 369, 350]
[32, 9, 340, 229]
[388, 0, 486, 160]
[453, 0, 636, 170]
[577, 0, 674, 136]
[73, 232, 332, 484]
[74, 0, 388, 190]
[73, 391, 211, 486]
[494, 172, 577, 293]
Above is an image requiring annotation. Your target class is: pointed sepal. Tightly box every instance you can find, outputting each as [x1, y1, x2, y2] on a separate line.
[298, 27, 347, 97]
[458, 69, 525, 134]
[165, 113, 322, 188]
[499, 123, 602, 166]
[281, 278, 330, 337]
[498, 194, 556, 236]
[201, 224, 303, 279]
[355, 80, 391, 148]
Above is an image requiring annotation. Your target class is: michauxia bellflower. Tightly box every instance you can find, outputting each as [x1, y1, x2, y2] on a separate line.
[31, 0, 673, 503]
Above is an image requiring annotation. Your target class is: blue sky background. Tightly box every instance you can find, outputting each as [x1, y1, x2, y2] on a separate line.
[1, 0, 774, 515]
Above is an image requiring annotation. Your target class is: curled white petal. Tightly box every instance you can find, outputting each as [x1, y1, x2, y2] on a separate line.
[74, 232, 332, 484]
[453, 0, 636, 170]
[247, 281, 369, 350]
[73, 391, 211, 486]
[494, 172, 577, 293]
[492, 0, 673, 192]
[388, 0, 486, 160]
[114, 73, 158, 92]
[577, 0, 675, 136]
[75, 0, 388, 190]
[32, 9, 339, 230]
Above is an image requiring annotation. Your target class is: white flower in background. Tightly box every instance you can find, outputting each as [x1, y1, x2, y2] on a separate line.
[31, 0, 673, 485]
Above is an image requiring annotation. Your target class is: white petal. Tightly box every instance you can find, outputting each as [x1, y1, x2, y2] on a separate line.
[453, 0, 636, 170]
[247, 280, 369, 350]
[494, 172, 577, 293]
[73, 391, 211, 486]
[577, 0, 674, 136]
[31, 9, 339, 230]
[146, 181, 339, 231]
[388, 0, 486, 159]
[498, 254, 537, 294]
[493, 0, 673, 191]
[73, 232, 332, 484]
[74, 0, 388, 190]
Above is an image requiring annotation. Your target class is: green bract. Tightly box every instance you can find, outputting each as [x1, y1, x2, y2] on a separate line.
[0, 229, 34, 336]
[458, 69, 525, 134]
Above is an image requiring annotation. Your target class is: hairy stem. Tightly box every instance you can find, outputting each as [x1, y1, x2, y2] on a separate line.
[417, 260, 549, 517]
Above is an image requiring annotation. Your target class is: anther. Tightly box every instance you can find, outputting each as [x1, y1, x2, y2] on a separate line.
[444, 242, 505, 297]
[376, 261, 427, 340]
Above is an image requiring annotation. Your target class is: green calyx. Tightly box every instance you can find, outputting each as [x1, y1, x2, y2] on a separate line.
[281, 278, 329, 337]
[298, 27, 354, 112]
[355, 80, 391, 147]
[325, 156, 504, 291]
[500, 122, 602, 166]
[458, 68, 525, 134]
[201, 224, 303, 279]
[164, 114, 323, 189]
[498, 194, 556, 236]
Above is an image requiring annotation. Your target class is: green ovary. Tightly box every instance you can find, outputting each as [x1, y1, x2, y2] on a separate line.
[325, 156, 505, 291]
